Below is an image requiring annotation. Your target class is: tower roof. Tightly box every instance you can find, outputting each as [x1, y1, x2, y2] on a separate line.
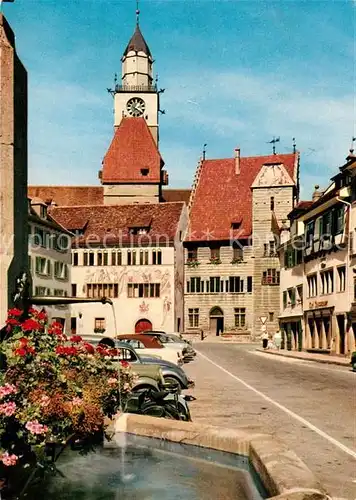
[123, 24, 152, 58]
[101, 117, 163, 184]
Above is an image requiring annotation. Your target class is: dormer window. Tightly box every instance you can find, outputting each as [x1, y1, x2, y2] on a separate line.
[141, 168, 149, 176]
[231, 221, 241, 230]
[129, 227, 149, 235]
[40, 205, 47, 219]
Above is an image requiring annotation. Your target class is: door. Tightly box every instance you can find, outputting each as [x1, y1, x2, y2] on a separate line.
[70, 317, 77, 335]
[209, 307, 224, 336]
[337, 315, 345, 354]
[135, 319, 153, 334]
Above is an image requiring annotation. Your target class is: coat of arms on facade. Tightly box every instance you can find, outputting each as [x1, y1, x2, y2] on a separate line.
[139, 301, 149, 313]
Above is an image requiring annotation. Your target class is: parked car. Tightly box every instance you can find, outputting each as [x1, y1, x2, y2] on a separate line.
[142, 331, 196, 358]
[116, 334, 184, 366]
[351, 351, 356, 371]
[116, 341, 194, 390]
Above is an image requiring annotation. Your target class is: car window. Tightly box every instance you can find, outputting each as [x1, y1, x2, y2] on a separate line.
[157, 334, 168, 343]
[123, 339, 140, 349]
[119, 348, 137, 362]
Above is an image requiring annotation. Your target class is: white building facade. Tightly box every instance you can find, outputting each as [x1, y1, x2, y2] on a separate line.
[29, 199, 71, 331]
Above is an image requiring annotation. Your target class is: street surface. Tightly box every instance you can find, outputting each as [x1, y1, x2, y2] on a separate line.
[183, 343, 356, 499]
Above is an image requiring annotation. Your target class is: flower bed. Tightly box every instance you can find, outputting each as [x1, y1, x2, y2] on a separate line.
[0, 308, 135, 497]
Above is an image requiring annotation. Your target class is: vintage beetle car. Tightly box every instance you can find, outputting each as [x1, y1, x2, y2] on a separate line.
[116, 334, 184, 366]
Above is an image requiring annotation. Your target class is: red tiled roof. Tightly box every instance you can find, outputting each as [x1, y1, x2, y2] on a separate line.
[51, 202, 184, 247]
[28, 186, 103, 207]
[101, 117, 163, 184]
[162, 189, 191, 205]
[187, 153, 298, 242]
[123, 24, 152, 58]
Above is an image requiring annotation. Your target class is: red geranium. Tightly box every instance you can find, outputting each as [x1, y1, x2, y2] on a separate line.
[6, 318, 20, 327]
[14, 348, 27, 357]
[69, 335, 82, 344]
[7, 308, 22, 318]
[120, 360, 130, 368]
[22, 319, 42, 332]
[36, 311, 48, 322]
[83, 343, 95, 354]
[19, 338, 29, 348]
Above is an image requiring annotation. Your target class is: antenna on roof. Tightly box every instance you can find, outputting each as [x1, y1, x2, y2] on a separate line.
[292, 137, 296, 154]
[202, 143, 207, 161]
[267, 136, 280, 155]
[350, 136, 356, 154]
[136, 0, 140, 25]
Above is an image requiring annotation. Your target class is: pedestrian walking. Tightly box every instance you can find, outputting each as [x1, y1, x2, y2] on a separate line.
[261, 332, 269, 349]
[273, 330, 282, 350]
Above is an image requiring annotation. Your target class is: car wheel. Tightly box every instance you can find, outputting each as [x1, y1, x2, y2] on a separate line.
[352, 363, 356, 372]
[163, 376, 182, 390]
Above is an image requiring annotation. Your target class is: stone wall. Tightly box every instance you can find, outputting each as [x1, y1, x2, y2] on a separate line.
[0, 15, 28, 324]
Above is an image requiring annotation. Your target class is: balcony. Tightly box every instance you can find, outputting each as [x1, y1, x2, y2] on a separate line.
[113, 84, 157, 93]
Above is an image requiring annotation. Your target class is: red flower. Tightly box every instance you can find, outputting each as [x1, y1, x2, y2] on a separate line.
[7, 308, 22, 318]
[27, 346, 36, 355]
[51, 321, 63, 330]
[22, 319, 41, 332]
[96, 345, 109, 357]
[14, 348, 26, 357]
[109, 348, 118, 357]
[84, 343, 95, 354]
[120, 360, 130, 369]
[36, 310, 47, 321]
[19, 338, 29, 348]
[70, 335, 82, 343]
[6, 318, 20, 327]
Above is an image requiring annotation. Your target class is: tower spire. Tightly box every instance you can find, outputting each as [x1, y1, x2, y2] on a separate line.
[136, 0, 140, 25]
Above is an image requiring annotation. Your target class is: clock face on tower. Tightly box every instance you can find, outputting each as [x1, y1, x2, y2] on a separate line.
[126, 97, 146, 117]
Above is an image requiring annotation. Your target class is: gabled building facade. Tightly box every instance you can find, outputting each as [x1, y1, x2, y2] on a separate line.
[29, 198, 72, 331]
[185, 149, 299, 338]
[52, 203, 188, 336]
[278, 154, 356, 355]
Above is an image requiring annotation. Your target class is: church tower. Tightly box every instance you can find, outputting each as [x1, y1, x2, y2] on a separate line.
[100, 9, 168, 205]
[113, 10, 159, 144]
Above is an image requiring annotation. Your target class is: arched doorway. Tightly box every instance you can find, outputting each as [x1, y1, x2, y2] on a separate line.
[135, 319, 153, 334]
[210, 307, 224, 336]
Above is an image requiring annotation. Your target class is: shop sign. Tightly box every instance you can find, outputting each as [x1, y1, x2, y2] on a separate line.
[308, 300, 328, 309]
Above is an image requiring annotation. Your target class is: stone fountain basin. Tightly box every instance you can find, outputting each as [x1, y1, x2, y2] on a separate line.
[108, 414, 329, 500]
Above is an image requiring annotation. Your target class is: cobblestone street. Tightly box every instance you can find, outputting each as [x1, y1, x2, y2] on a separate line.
[183, 342, 356, 499]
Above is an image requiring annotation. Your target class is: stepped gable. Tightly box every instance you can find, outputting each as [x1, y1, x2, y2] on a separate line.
[187, 153, 298, 242]
[101, 117, 163, 184]
[51, 202, 184, 247]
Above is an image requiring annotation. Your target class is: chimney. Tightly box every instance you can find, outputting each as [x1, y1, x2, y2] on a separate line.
[312, 185, 322, 202]
[234, 148, 240, 175]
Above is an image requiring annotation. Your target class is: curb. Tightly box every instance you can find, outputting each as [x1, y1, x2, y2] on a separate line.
[255, 348, 350, 368]
[109, 414, 328, 499]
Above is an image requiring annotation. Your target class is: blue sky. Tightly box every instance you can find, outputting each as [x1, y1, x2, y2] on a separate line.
[4, 0, 355, 198]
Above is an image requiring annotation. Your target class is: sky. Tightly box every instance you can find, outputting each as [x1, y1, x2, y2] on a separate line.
[4, 0, 356, 198]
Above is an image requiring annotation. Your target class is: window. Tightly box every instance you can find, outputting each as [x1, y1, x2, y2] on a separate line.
[188, 308, 199, 327]
[141, 168, 149, 176]
[72, 252, 78, 266]
[83, 252, 88, 266]
[86, 284, 119, 299]
[305, 221, 315, 247]
[88, 252, 95, 266]
[187, 277, 203, 293]
[262, 269, 280, 285]
[54, 289, 65, 297]
[247, 276, 253, 293]
[140, 250, 149, 265]
[97, 252, 108, 266]
[283, 291, 287, 309]
[269, 240, 276, 256]
[307, 274, 318, 298]
[297, 285, 303, 304]
[28, 256, 32, 271]
[33, 227, 46, 248]
[209, 277, 221, 293]
[210, 246, 220, 261]
[234, 308, 246, 328]
[127, 250, 136, 266]
[187, 247, 198, 261]
[337, 266, 346, 292]
[233, 246, 243, 261]
[35, 286, 50, 296]
[71, 284, 77, 297]
[54, 262, 69, 280]
[333, 206, 344, 235]
[269, 312, 274, 322]
[111, 251, 122, 266]
[152, 249, 162, 265]
[320, 269, 334, 295]
[35, 257, 51, 276]
[228, 276, 244, 293]
[287, 288, 296, 306]
[127, 283, 160, 298]
[270, 197, 275, 211]
[94, 318, 105, 332]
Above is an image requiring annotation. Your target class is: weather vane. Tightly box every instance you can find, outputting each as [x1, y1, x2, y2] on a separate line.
[268, 136, 280, 155]
[292, 137, 296, 154]
[350, 136, 356, 154]
[202, 143, 207, 161]
[136, 0, 140, 25]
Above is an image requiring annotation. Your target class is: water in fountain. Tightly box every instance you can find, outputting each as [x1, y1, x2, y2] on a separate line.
[109, 302, 135, 484]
